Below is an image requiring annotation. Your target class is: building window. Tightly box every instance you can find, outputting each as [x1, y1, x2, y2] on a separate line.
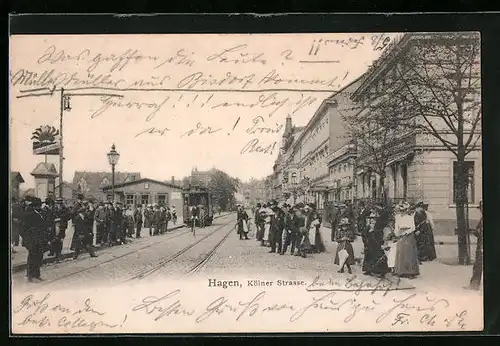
[144, 183, 149, 189]
[141, 194, 149, 206]
[126, 194, 134, 206]
[453, 161, 475, 204]
[158, 194, 167, 206]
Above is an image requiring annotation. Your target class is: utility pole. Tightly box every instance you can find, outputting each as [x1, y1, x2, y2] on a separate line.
[58, 88, 64, 198]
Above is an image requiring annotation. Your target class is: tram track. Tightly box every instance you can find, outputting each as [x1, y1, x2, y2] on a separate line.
[23, 214, 234, 288]
[125, 219, 235, 281]
[187, 224, 234, 275]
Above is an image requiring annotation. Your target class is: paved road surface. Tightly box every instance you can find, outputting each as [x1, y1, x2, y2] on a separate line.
[12, 212, 481, 295]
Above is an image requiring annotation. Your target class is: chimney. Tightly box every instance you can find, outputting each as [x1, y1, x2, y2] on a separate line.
[171, 176, 175, 184]
[284, 114, 292, 137]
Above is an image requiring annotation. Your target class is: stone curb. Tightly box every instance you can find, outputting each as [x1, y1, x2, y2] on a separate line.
[11, 213, 232, 274]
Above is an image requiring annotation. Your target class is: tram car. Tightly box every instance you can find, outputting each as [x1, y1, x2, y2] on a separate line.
[182, 185, 214, 227]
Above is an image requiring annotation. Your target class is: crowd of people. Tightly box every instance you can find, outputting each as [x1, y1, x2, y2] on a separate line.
[11, 193, 178, 283]
[236, 198, 483, 286]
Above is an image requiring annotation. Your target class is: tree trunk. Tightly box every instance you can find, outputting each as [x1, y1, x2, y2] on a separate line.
[378, 174, 387, 205]
[455, 157, 470, 265]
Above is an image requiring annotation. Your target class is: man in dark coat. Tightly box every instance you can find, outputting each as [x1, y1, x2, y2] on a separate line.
[94, 202, 107, 244]
[280, 204, 298, 255]
[254, 203, 263, 241]
[269, 201, 284, 253]
[134, 205, 143, 238]
[236, 205, 250, 240]
[19, 197, 49, 282]
[73, 207, 97, 259]
[153, 205, 162, 236]
[43, 198, 56, 256]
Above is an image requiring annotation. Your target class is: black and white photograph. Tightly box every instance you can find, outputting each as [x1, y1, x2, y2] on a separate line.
[9, 29, 483, 333]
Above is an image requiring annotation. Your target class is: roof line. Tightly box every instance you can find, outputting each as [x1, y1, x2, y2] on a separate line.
[101, 177, 183, 190]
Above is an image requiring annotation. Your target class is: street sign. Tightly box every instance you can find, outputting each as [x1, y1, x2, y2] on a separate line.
[31, 125, 60, 155]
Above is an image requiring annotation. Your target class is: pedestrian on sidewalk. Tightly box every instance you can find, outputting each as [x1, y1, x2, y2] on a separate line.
[361, 209, 389, 277]
[73, 207, 97, 259]
[465, 201, 483, 291]
[124, 205, 134, 238]
[393, 202, 419, 279]
[134, 204, 143, 238]
[52, 198, 70, 260]
[19, 197, 50, 282]
[94, 202, 107, 245]
[414, 202, 437, 263]
[145, 205, 154, 236]
[281, 204, 298, 255]
[269, 201, 284, 253]
[334, 218, 356, 274]
[236, 205, 250, 240]
[153, 205, 162, 236]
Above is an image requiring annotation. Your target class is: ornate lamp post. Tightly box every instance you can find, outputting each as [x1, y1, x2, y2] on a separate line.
[107, 144, 120, 202]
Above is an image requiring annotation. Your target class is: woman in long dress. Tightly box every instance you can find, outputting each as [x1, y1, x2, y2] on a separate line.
[362, 210, 390, 277]
[236, 205, 250, 240]
[393, 202, 420, 278]
[334, 217, 356, 274]
[414, 202, 437, 262]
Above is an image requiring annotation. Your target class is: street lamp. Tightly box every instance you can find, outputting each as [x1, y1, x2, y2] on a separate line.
[107, 144, 120, 203]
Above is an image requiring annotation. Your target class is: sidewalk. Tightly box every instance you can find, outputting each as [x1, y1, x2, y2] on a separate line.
[323, 223, 476, 245]
[11, 212, 232, 273]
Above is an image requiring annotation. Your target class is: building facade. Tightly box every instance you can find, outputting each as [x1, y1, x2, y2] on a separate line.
[72, 171, 142, 201]
[101, 178, 184, 211]
[349, 32, 482, 235]
[10, 172, 25, 201]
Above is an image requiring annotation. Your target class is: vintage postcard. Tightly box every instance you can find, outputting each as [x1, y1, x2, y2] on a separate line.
[9, 31, 483, 334]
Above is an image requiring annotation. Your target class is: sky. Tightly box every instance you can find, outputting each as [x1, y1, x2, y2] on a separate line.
[10, 33, 401, 188]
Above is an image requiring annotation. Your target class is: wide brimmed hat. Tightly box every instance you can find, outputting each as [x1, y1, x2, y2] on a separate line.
[294, 202, 305, 210]
[398, 202, 411, 211]
[415, 201, 425, 208]
[56, 197, 64, 203]
[306, 203, 316, 209]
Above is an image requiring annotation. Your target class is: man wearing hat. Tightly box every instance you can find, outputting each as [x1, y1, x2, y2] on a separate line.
[254, 203, 263, 241]
[268, 201, 284, 253]
[73, 206, 97, 259]
[19, 197, 49, 282]
[51, 198, 70, 260]
[11, 196, 22, 251]
[94, 202, 107, 245]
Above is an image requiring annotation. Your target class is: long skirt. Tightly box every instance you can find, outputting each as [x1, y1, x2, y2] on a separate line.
[416, 223, 437, 262]
[334, 240, 355, 266]
[394, 233, 420, 276]
[362, 234, 389, 275]
[314, 228, 326, 253]
[263, 223, 271, 242]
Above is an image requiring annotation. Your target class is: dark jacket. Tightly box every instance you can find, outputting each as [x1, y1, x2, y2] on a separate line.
[20, 209, 48, 251]
[134, 209, 143, 226]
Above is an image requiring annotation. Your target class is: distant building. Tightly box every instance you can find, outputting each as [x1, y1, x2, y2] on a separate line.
[101, 178, 184, 211]
[54, 182, 80, 204]
[72, 171, 141, 201]
[10, 172, 25, 201]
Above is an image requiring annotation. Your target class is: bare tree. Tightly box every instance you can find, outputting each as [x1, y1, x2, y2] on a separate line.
[356, 32, 481, 264]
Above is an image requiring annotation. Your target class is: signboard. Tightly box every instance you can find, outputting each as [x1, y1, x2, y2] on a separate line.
[31, 125, 60, 155]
